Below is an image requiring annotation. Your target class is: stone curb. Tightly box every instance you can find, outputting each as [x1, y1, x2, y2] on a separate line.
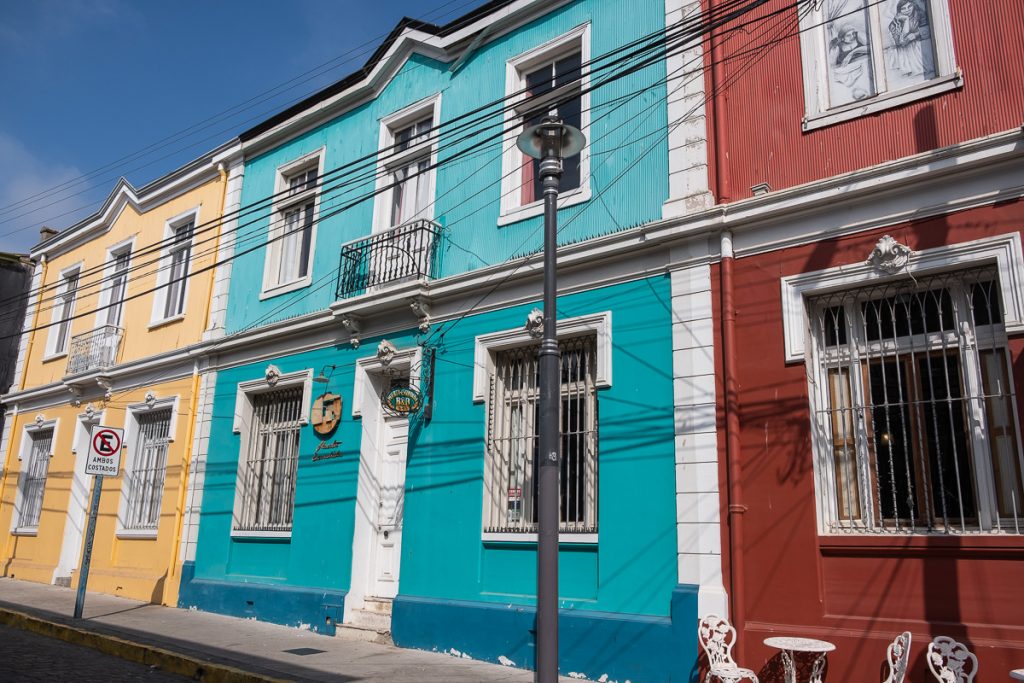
[0, 606, 292, 683]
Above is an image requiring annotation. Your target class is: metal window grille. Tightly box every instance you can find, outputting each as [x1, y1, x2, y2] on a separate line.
[124, 409, 171, 531]
[484, 335, 598, 534]
[236, 387, 303, 532]
[808, 266, 1024, 534]
[20, 429, 54, 529]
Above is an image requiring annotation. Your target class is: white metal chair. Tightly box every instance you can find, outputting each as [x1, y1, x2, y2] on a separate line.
[697, 614, 759, 683]
[883, 631, 912, 683]
[927, 636, 978, 682]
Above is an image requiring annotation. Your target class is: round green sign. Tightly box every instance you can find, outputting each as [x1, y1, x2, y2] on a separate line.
[383, 386, 423, 415]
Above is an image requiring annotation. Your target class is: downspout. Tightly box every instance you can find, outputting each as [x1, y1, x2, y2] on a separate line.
[165, 163, 229, 598]
[2, 255, 48, 569]
[710, 0, 745, 655]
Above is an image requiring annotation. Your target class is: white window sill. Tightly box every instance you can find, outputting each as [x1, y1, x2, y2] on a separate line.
[41, 352, 67, 364]
[482, 532, 598, 544]
[259, 276, 312, 301]
[116, 528, 158, 540]
[497, 185, 591, 227]
[11, 527, 38, 536]
[231, 529, 292, 540]
[803, 71, 964, 132]
[148, 314, 185, 331]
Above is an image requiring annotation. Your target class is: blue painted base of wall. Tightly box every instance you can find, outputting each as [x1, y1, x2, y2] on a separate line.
[177, 561, 346, 636]
[393, 584, 699, 682]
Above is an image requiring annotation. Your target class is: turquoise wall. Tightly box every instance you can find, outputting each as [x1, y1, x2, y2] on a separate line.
[192, 275, 678, 618]
[225, 0, 670, 333]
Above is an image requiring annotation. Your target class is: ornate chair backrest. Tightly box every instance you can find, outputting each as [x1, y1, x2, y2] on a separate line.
[926, 636, 978, 682]
[698, 615, 738, 669]
[884, 631, 912, 683]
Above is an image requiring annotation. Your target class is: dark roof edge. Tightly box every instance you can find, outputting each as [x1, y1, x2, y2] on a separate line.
[240, 0, 515, 142]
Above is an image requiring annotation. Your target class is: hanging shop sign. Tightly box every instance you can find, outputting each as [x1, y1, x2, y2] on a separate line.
[311, 392, 342, 435]
[382, 385, 423, 416]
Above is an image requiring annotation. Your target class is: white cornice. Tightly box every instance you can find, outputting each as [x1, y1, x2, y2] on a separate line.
[6, 129, 1022, 407]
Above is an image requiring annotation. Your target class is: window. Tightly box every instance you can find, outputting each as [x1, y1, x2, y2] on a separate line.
[799, 0, 959, 130]
[264, 152, 322, 295]
[235, 386, 303, 533]
[18, 428, 54, 530]
[102, 246, 131, 327]
[807, 267, 1024, 533]
[374, 98, 440, 233]
[122, 408, 172, 532]
[49, 268, 80, 356]
[500, 26, 591, 223]
[156, 216, 194, 321]
[483, 335, 598, 536]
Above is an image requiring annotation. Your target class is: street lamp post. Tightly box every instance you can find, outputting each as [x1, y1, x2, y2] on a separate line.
[516, 115, 585, 683]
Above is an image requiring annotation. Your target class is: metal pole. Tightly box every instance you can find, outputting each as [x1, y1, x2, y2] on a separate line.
[73, 475, 103, 619]
[535, 137, 563, 683]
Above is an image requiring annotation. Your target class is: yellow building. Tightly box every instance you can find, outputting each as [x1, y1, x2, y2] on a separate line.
[0, 142, 241, 606]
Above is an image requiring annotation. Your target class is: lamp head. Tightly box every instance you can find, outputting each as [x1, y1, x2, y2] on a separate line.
[516, 116, 586, 160]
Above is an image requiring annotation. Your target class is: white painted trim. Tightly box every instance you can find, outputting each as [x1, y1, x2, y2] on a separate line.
[472, 311, 612, 402]
[10, 416, 59, 534]
[205, 160, 245, 341]
[116, 396, 178, 536]
[372, 93, 442, 234]
[232, 368, 313, 433]
[150, 206, 201, 325]
[45, 261, 83, 359]
[11, 260, 43, 392]
[780, 233, 1024, 363]
[797, 0, 959, 129]
[180, 369, 217, 563]
[260, 148, 326, 298]
[481, 532, 598, 544]
[230, 529, 292, 540]
[53, 410, 102, 582]
[352, 345, 422, 418]
[499, 23, 591, 220]
[93, 236, 136, 329]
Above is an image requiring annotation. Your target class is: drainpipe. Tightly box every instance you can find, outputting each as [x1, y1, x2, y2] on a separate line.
[720, 231, 747, 657]
[165, 162, 229, 598]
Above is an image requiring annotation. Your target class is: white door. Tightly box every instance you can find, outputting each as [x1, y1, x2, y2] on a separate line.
[53, 419, 95, 583]
[367, 413, 409, 599]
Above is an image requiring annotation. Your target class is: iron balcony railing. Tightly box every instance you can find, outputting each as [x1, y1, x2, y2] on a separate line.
[66, 325, 124, 375]
[336, 219, 443, 299]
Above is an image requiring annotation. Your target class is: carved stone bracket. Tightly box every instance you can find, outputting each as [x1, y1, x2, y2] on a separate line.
[68, 385, 83, 408]
[525, 307, 544, 339]
[96, 377, 113, 402]
[339, 314, 362, 349]
[144, 390, 157, 407]
[410, 298, 431, 334]
[866, 235, 913, 274]
[265, 364, 281, 387]
[34, 414, 45, 427]
[84, 403, 98, 420]
[377, 339, 398, 367]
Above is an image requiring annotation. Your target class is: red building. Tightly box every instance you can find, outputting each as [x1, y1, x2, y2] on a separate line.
[702, 0, 1024, 677]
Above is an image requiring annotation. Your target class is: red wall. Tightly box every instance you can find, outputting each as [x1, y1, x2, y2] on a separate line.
[720, 201, 1024, 680]
[706, 0, 1024, 201]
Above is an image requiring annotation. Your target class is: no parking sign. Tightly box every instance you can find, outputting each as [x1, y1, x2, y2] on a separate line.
[85, 426, 123, 477]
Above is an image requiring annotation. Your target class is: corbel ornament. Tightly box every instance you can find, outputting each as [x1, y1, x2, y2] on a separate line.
[34, 414, 45, 427]
[866, 235, 913, 275]
[410, 298, 431, 334]
[144, 391, 157, 407]
[96, 377, 113, 401]
[339, 314, 362, 349]
[265, 364, 282, 387]
[377, 340, 398, 367]
[525, 307, 544, 339]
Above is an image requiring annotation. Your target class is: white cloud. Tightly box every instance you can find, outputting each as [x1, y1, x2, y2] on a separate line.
[0, 132, 93, 253]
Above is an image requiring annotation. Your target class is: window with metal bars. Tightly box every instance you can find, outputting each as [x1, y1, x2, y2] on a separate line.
[19, 428, 54, 529]
[235, 386, 303, 532]
[123, 409, 171, 531]
[483, 335, 598, 535]
[807, 266, 1024, 534]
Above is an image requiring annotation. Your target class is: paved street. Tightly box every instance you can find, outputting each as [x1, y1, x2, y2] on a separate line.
[0, 622, 188, 682]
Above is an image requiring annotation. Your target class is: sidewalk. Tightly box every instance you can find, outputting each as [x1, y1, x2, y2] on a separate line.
[0, 578, 566, 682]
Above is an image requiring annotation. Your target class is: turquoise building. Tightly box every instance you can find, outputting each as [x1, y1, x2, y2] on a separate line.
[179, 1, 723, 680]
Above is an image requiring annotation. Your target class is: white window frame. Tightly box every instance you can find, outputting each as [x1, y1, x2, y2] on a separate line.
[151, 207, 199, 327]
[117, 396, 178, 538]
[11, 417, 59, 535]
[780, 234, 1024, 534]
[474, 311, 611, 543]
[372, 94, 442, 234]
[44, 263, 82, 360]
[798, 0, 961, 131]
[230, 368, 313, 538]
[260, 149, 325, 300]
[498, 24, 592, 226]
[95, 237, 135, 329]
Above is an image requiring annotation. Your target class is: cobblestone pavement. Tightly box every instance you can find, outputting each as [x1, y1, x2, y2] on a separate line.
[0, 623, 189, 682]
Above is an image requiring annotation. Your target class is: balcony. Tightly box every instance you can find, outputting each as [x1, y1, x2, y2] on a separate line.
[336, 219, 443, 300]
[66, 325, 124, 376]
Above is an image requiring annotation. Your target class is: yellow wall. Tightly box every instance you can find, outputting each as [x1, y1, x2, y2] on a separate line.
[1, 172, 225, 605]
[22, 176, 225, 388]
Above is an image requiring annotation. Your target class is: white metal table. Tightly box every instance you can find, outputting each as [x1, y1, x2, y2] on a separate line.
[763, 637, 836, 683]
[1010, 669, 1024, 681]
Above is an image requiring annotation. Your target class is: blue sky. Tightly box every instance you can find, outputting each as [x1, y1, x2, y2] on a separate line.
[0, 0, 491, 253]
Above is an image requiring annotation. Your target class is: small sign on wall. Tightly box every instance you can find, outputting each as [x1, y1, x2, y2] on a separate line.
[85, 426, 123, 477]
